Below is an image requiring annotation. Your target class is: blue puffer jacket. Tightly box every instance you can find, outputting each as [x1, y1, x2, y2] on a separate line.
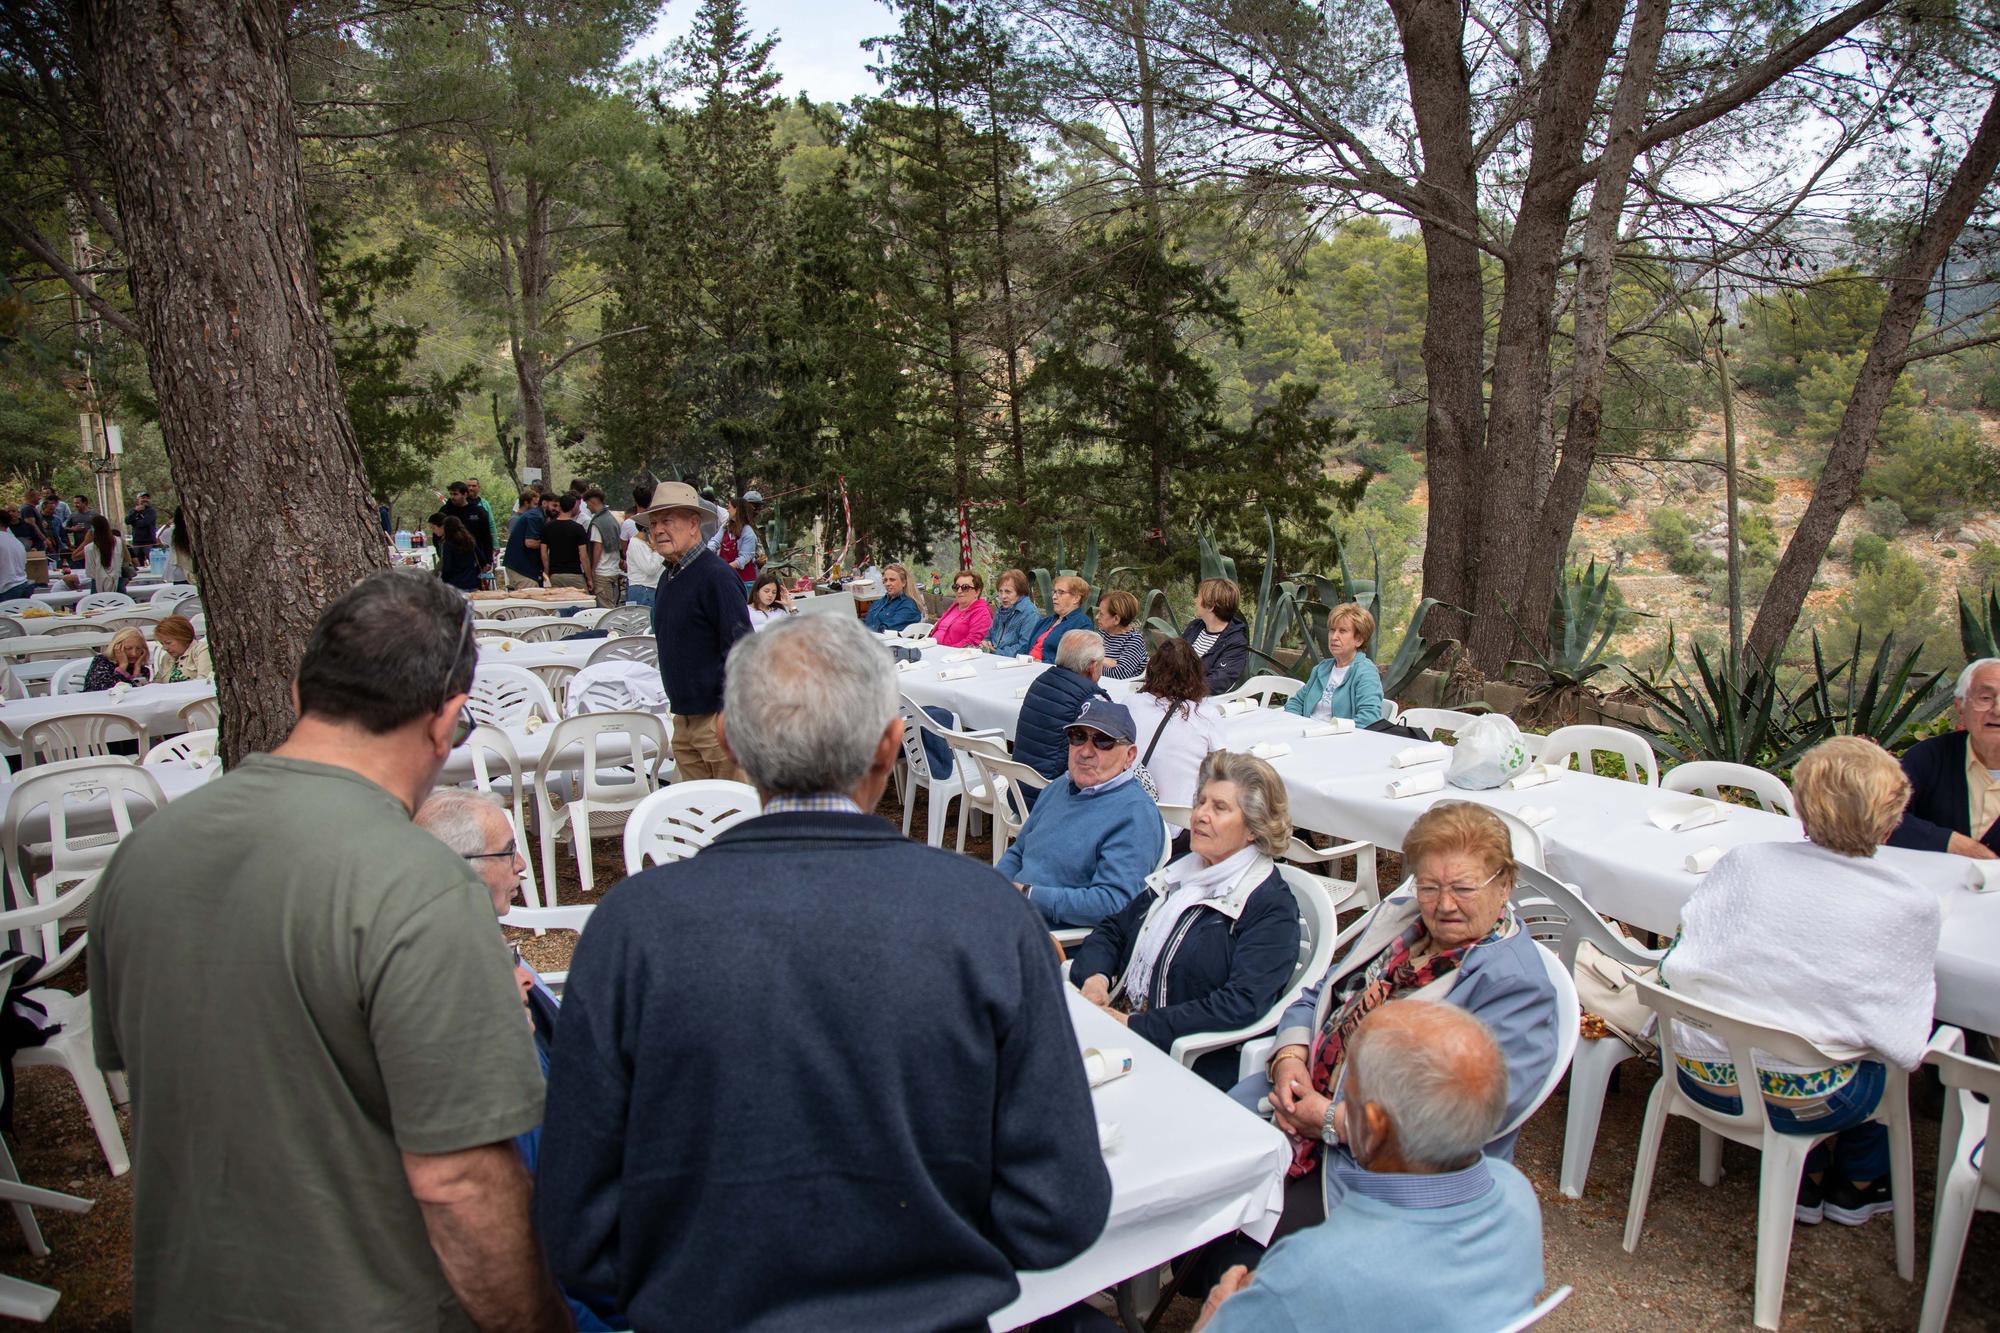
[1068, 863, 1300, 1089]
[1013, 666, 1108, 791]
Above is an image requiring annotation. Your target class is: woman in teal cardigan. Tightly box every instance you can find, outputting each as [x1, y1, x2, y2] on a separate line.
[1283, 602, 1385, 725]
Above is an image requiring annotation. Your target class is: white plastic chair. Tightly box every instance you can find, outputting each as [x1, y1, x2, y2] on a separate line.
[533, 711, 671, 897]
[462, 725, 543, 911]
[467, 664, 559, 728]
[965, 749, 1047, 866]
[941, 730, 1013, 856]
[1509, 864, 1667, 1200]
[75, 592, 133, 613]
[40, 622, 107, 639]
[529, 662, 580, 702]
[497, 903, 596, 991]
[1662, 760, 1796, 816]
[178, 696, 219, 732]
[0, 873, 131, 1176]
[0, 599, 39, 615]
[1622, 978, 1914, 1329]
[48, 659, 91, 695]
[142, 728, 220, 774]
[900, 621, 934, 639]
[1215, 674, 1300, 708]
[621, 780, 761, 875]
[1167, 869, 1342, 1073]
[0, 614, 26, 639]
[896, 695, 1001, 849]
[2, 759, 166, 975]
[1493, 1286, 1573, 1333]
[488, 603, 548, 621]
[515, 618, 577, 644]
[152, 586, 199, 613]
[564, 670, 662, 717]
[1917, 1027, 2000, 1332]
[1485, 806, 1546, 872]
[1398, 707, 1479, 738]
[1280, 835, 1380, 916]
[597, 605, 652, 636]
[1379, 697, 1403, 724]
[1539, 724, 1659, 786]
[19, 711, 146, 766]
[0, 952, 94, 1320]
[585, 635, 658, 670]
[1492, 943, 1581, 1143]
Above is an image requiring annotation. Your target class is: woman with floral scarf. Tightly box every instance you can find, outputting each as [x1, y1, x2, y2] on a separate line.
[1238, 801, 1560, 1232]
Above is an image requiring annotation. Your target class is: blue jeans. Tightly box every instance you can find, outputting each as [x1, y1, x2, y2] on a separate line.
[1677, 1060, 1889, 1183]
[624, 585, 655, 608]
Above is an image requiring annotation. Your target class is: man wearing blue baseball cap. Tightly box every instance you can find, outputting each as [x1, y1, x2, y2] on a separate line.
[997, 696, 1166, 929]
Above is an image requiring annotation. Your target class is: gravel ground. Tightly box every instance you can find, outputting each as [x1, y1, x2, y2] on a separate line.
[10, 793, 1998, 1330]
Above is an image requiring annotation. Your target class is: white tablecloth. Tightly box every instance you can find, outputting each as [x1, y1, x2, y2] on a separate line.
[29, 590, 87, 609]
[0, 680, 214, 744]
[993, 991, 1288, 1329]
[896, 651, 1137, 739]
[476, 640, 604, 672]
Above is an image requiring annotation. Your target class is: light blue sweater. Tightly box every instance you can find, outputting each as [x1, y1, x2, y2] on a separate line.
[1282, 653, 1384, 726]
[995, 774, 1163, 929]
[1209, 1156, 1544, 1333]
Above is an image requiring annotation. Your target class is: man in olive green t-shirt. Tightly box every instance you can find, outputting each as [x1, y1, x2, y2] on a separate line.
[88, 570, 570, 1331]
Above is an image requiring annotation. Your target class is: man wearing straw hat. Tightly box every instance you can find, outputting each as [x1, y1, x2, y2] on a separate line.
[642, 481, 753, 780]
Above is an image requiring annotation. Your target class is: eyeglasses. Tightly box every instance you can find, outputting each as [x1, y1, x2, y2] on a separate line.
[465, 842, 519, 862]
[954, 583, 977, 592]
[1411, 865, 1506, 902]
[1065, 728, 1122, 751]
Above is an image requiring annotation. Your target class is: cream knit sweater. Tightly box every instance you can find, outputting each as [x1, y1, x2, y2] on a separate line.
[1663, 840, 1940, 1071]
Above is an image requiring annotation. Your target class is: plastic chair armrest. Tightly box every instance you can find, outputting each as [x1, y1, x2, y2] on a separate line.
[1168, 1011, 1284, 1069]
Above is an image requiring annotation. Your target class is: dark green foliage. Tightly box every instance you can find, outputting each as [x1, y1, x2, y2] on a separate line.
[1625, 642, 1820, 767]
[1849, 533, 1890, 571]
[1862, 413, 2000, 527]
[1958, 585, 2000, 660]
[1504, 560, 1639, 687]
[1862, 496, 1908, 535]
[1803, 629, 1953, 751]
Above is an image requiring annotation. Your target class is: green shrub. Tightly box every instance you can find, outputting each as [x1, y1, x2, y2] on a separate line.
[1863, 497, 1908, 536]
[1863, 413, 2000, 526]
[1582, 479, 1621, 518]
[1966, 542, 2000, 588]
[1850, 533, 1890, 572]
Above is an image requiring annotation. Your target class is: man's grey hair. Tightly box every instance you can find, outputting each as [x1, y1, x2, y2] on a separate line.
[1346, 1000, 1509, 1171]
[724, 614, 898, 796]
[1957, 658, 2000, 701]
[414, 788, 507, 856]
[1055, 629, 1105, 673]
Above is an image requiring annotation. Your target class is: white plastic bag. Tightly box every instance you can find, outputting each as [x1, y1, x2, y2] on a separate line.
[1446, 714, 1532, 790]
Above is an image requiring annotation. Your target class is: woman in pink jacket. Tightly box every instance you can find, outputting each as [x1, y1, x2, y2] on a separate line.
[932, 569, 995, 647]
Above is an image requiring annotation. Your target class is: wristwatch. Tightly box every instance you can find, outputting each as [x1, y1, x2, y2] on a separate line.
[1321, 1101, 1340, 1146]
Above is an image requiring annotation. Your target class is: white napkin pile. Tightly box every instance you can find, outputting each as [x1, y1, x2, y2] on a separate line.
[1301, 718, 1353, 737]
[1647, 797, 1725, 834]
[1391, 742, 1450, 768]
[1248, 740, 1293, 761]
[1217, 698, 1260, 718]
[1386, 771, 1447, 799]
[1505, 765, 1559, 790]
[1684, 846, 1724, 874]
[1083, 1047, 1133, 1088]
[935, 666, 977, 681]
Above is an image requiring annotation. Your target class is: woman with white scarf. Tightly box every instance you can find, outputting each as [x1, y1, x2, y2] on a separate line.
[1069, 752, 1302, 1089]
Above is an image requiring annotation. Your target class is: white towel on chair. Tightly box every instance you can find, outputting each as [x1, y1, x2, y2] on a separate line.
[565, 661, 667, 714]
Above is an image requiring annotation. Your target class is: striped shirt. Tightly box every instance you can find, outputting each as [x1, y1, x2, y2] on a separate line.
[1101, 629, 1149, 680]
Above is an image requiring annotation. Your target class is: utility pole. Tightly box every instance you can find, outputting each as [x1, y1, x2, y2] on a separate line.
[65, 202, 125, 524]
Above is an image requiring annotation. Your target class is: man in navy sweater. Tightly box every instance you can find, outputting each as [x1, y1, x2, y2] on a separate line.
[537, 615, 1111, 1329]
[1888, 657, 2000, 859]
[643, 481, 753, 780]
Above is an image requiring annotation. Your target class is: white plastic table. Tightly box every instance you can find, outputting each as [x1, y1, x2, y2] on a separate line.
[0, 680, 214, 747]
[895, 650, 1138, 739]
[476, 640, 604, 672]
[1205, 706, 2000, 1032]
[29, 590, 87, 610]
[992, 991, 1288, 1329]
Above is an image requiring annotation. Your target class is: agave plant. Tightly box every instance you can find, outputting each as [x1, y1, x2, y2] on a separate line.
[1958, 586, 2000, 660]
[1622, 641, 1822, 767]
[1800, 629, 1952, 751]
[1503, 560, 1637, 689]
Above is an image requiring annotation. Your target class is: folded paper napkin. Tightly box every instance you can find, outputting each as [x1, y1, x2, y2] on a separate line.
[1083, 1047, 1133, 1088]
[1505, 764, 1559, 790]
[906, 638, 938, 650]
[1647, 798, 1725, 834]
[1516, 805, 1556, 828]
[1217, 698, 1260, 718]
[1248, 740, 1293, 761]
[895, 659, 918, 673]
[1300, 718, 1354, 737]
[941, 648, 980, 663]
[1391, 742, 1450, 768]
[935, 666, 977, 681]
[1386, 771, 1447, 799]
[995, 657, 1038, 671]
[1097, 1121, 1124, 1155]
[1965, 860, 2000, 892]
[1684, 845, 1725, 874]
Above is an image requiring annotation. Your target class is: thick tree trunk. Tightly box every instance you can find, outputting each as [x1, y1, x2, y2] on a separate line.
[1512, 0, 1670, 638]
[79, 0, 388, 764]
[1747, 86, 2000, 664]
[1462, 0, 1626, 673]
[1390, 0, 1484, 640]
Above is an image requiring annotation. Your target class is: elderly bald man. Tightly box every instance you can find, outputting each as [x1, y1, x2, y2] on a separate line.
[416, 788, 530, 917]
[1889, 657, 2000, 858]
[1195, 1000, 1545, 1332]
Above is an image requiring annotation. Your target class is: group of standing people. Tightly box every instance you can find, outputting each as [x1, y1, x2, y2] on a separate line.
[0, 485, 188, 601]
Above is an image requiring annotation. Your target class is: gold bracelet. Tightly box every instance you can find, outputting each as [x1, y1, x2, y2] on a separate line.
[1267, 1045, 1309, 1080]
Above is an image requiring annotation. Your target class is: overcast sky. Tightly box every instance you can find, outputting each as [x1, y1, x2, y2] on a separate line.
[632, 0, 889, 105]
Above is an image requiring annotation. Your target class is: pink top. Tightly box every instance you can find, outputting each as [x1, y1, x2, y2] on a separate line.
[932, 598, 994, 648]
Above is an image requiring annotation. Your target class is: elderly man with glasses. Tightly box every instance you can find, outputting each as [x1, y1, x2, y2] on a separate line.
[1889, 656, 2000, 858]
[997, 696, 1167, 929]
[87, 569, 567, 1331]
